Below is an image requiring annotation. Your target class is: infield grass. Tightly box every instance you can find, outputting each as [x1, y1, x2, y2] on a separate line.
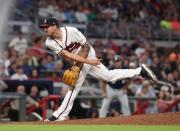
[0, 125, 180, 131]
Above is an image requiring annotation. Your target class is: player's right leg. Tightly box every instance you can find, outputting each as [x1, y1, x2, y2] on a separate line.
[89, 63, 157, 82]
[89, 63, 141, 82]
[140, 64, 157, 82]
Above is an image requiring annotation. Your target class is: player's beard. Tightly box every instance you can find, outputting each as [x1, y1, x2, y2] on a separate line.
[50, 28, 60, 39]
[51, 31, 55, 38]
[47, 31, 55, 37]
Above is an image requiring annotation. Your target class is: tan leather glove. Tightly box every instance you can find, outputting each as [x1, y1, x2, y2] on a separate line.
[63, 66, 80, 87]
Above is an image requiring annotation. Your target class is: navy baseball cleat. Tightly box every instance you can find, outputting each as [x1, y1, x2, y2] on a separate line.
[140, 64, 158, 82]
[44, 115, 57, 122]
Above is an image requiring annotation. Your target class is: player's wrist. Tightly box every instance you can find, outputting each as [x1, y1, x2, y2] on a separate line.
[73, 62, 82, 68]
[84, 59, 88, 64]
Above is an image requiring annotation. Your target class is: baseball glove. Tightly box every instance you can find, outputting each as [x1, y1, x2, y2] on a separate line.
[63, 66, 80, 87]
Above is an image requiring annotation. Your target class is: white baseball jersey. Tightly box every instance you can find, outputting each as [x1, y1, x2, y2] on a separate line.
[45, 26, 142, 121]
[45, 27, 87, 55]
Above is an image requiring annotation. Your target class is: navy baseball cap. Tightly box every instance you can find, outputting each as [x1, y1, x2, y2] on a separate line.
[40, 18, 59, 28]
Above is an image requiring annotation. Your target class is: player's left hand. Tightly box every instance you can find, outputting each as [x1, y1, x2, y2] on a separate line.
[63, 66, 80, 87]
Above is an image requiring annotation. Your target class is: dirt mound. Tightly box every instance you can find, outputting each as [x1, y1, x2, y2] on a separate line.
[51, 112, 180, 125]
[1, 112, 180, 125]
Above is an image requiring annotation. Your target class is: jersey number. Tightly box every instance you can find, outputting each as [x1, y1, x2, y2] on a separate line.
[65, 42, 80, 52]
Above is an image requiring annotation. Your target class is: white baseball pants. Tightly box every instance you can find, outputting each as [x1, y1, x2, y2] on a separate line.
[52, 47, 141, 120]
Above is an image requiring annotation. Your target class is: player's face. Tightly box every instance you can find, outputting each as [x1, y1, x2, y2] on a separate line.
[114, 60, 122, 68]
[43, 25, 56, 37]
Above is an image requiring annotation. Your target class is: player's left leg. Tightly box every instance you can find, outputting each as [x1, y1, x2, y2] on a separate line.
[46, 64, 91, 121]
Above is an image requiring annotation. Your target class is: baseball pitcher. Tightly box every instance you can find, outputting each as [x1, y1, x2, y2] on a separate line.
[40, 17, 157, 121]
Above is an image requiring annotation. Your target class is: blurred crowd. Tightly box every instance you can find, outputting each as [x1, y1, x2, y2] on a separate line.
[15, 0, 180, 40]
[0, 30, 179, 121]
[0, 31, 179, 89]
[36, 0, 179, 23]
[0, 0, 179, 121]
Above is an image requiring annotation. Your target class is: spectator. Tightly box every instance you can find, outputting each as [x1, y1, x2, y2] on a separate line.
[1, 50, 11, 77]
[8, 32, 28, 55]
[29, 68, 40, 80]
[86, 99, 99, 118]
[29, 85, 42, 118]
[135, 80, 156, 114]
[8, 61, 17, 77]
[27, 51, 40, 69]
[30, 36, 46, 58]
[10, 66, 28, 80]
[75, 6, 87, 23]
[64, 9, 77, 23]
[166, 73, 177, 87]
[0, 60, 8, 91]
[43, 54, 55, 70]
[8, 85, 39, 121]
[151, 55, 162, 79]
[156, 86, 174, 113]
[54, 60, 63, 72]
[21, 55, 33, 77]
[0, 60, 9, 79]
[30, 85, 41, 101]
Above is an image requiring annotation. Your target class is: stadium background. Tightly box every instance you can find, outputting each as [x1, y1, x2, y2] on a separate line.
[0, 0, 179, 125]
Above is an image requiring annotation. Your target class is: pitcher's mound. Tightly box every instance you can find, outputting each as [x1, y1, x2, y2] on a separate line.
[2, 112, 180, 125]
[52, 112, 180, 125]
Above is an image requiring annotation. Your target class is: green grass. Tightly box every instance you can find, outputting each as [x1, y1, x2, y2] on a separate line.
[0, 125, 180, 131]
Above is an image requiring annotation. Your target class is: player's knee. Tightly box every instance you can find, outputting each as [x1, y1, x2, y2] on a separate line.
[102, 75, 114, 82]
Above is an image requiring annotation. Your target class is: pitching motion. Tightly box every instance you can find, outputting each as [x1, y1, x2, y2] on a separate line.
[40, 17, 157, 121]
